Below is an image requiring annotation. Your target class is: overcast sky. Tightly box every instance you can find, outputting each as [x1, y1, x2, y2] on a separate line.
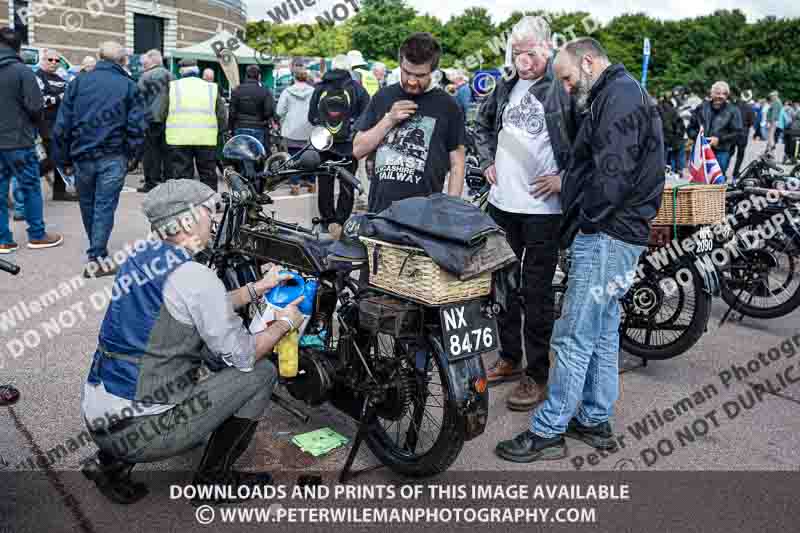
[246, 0, 800, 25]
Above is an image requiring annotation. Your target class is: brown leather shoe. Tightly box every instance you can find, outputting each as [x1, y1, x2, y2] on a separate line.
[0, 242, 19, 254]
[486, 357, 523, 385]
[507, 376, 548, 411]
[304, 182, 316, 194]
[27, 233, 63, 250]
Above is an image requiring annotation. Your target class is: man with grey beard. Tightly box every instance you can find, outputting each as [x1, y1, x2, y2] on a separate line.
[496, 38, 664, 463]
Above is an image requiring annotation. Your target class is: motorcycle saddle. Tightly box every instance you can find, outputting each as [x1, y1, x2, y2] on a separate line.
[327, 239, 367, 263]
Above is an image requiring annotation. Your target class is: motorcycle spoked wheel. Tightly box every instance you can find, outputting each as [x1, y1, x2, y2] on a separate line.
[364, 333, 465, 477]
[620, 263, 711, 360]
[720, 234, 800, 319]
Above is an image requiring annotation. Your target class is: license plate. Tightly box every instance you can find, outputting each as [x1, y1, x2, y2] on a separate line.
[695, 238, 713, 253]
[440, 300, 498, 360]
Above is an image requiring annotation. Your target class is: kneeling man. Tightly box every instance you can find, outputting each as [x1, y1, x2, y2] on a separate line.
[81, 179, 302, 504]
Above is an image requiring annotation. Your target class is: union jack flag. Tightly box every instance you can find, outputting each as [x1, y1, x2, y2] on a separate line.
[689, 127, 725, 184]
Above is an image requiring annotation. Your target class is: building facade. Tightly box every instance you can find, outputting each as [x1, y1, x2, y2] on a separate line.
[0, 0, 247, 64]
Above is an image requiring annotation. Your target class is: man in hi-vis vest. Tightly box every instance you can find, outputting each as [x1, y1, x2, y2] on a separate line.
[161, 59, 226, 191]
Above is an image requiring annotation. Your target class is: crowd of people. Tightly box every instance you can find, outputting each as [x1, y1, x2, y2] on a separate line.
[0, 11, 793, 503]
[657, 83, 798, 180]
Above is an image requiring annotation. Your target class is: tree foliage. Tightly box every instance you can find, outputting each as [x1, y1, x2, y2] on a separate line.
[244, 2, 800, 99]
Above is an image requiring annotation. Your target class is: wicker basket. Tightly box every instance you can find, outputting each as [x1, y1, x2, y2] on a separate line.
[360, 237, 491, 306]
[653, 184, 727, 226]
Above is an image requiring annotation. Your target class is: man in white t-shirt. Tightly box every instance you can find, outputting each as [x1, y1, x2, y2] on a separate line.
[473, 16, 576, 411]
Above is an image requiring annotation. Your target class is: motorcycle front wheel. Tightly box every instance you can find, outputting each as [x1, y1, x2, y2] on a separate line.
[720, 232, 800, 319]
[364, 333, 466, 477]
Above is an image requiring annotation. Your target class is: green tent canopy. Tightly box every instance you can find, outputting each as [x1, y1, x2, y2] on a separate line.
[170, 30, 275, 93]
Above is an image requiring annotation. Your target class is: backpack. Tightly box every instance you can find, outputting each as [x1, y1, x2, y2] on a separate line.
[354, 68, 380, 96]
[317, 79, 358, 143]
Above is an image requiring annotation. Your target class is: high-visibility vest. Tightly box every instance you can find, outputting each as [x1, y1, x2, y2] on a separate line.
[165, 77, 218, 146]
[354, 68, 379, 96]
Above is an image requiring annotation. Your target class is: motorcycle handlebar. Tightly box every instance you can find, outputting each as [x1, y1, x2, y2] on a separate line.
[334, 166, 362, 193]
[760, 155, 783, 172]
[0, 258, 21, 275]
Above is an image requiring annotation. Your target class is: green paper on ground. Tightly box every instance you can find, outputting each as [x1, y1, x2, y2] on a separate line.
[291, 427, 349, 457]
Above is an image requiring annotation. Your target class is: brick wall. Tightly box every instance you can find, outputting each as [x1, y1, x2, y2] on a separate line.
[9, 1, 246, 64]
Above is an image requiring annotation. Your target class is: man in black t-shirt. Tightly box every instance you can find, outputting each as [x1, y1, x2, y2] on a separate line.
[353, 32, 466, 213]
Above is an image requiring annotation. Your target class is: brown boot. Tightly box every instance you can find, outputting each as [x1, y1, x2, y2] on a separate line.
[486, 357, 523, 385]
[506, 376, 548, 411]
[27, 233, 64, 250]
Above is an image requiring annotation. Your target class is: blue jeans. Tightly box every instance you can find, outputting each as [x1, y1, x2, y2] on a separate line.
[74, 155, 127, 261]
[11, 176, 25, 218]
[531, 232, 645, 438]
[716, 151, 731, 175]
[666, 147, 685, 172]
[0, 147, 46, 245]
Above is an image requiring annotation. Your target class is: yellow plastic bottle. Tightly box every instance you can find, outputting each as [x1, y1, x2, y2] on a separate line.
[276, 329, 300, 378]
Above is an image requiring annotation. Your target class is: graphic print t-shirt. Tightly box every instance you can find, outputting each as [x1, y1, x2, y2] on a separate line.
[355, 84, 466, 213]
[489, 78, 561, 215]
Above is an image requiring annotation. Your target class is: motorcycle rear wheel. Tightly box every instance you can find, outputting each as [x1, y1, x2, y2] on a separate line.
[364, 333, 466, 477]
[620, 262, 711, 360]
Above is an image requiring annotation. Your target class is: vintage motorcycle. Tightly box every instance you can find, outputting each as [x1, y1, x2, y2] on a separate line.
[717, 183, 800, 320]
[207, 128, 491, 481]
[737, 153, 797, 190]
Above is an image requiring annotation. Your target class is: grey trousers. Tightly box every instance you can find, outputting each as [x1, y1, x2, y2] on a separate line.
[91, 359, 278, 464]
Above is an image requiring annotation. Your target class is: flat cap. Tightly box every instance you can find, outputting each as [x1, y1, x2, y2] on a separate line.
[143, 179, 217, 226]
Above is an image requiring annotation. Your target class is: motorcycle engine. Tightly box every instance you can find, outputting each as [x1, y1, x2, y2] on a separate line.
[285, 349, 337, 406]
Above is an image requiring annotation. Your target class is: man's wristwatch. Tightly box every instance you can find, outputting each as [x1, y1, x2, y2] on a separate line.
[277, 316, 295, 331]
[246, 283, 260, 304]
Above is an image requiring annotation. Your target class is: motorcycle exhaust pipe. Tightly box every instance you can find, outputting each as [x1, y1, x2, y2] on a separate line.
[271, 392, 311, 423]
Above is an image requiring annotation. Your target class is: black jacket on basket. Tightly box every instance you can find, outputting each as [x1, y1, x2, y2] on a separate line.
[228, 80, 275, 131]
[559, 64, 665, 250]
[356, 194, 517, 280]
[686, 100, 743, 153]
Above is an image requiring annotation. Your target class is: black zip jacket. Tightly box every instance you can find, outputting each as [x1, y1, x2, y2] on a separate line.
[659, 102, 685, 150]
[473, 59, 578, 173]
[560, 64, 665, 249]
[686, 100, 743, 153]
[0, 45, 45, 150]
[228, 79, 275, 131]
